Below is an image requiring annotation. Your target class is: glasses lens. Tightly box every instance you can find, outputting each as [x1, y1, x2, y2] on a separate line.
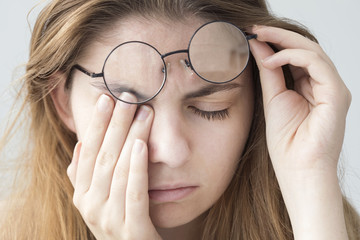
[103, 42, 165, 103]
[189, 22, 249, 83]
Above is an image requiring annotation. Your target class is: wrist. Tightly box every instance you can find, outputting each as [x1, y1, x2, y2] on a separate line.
[276, 170, 348, 240]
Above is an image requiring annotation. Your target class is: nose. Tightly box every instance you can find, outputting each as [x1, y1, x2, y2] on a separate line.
[148, 108, 191, 168]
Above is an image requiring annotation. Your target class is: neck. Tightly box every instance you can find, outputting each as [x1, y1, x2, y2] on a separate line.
[156, 213, 206, 240]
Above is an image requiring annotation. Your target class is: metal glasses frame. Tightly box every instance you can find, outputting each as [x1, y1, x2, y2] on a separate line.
[73, 20, 257, 104]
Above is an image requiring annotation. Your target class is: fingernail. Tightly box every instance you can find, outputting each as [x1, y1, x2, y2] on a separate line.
[133, 139, 144, 153]
[97, 94, 111, 113]
[136, 105, 151, 121]
[119, 92, 136, 109]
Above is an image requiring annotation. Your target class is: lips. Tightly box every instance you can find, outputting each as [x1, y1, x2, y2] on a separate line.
[148, 185, 198, 202]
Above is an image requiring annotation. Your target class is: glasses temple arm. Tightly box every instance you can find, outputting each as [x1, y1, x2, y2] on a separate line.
[246, 34, 257, 40]
[73, 64, 104, 78]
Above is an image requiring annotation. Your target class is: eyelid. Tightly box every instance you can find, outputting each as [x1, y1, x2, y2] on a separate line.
[188, 106, 230, 121]
[190, 100, 232, 110]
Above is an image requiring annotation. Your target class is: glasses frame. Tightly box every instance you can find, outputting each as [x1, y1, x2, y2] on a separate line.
[73, 20, 257, 104]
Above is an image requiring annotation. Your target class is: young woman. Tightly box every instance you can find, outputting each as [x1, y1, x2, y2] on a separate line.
[1, 0, 359, 239]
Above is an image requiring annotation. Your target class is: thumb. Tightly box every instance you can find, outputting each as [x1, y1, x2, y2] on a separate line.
[249, 38, 287, 111]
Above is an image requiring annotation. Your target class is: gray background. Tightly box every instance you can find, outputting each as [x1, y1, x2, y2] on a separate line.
[1, 0, 359, 212]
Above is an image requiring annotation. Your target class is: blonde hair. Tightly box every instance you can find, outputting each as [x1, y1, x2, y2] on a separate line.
[1, 0, 359, 239]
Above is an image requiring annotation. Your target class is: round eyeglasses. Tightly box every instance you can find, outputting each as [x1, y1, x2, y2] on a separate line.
[73, 21, 257, 104]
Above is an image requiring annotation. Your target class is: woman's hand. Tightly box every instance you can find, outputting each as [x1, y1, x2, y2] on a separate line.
[67, 94, 162, 240]
[249, 26, 351, 239]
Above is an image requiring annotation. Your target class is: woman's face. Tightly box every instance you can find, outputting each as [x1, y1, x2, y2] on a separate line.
[68, 16, 254, 228]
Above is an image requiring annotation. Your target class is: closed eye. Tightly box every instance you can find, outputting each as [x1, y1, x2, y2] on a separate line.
[188, 106, 229, 121]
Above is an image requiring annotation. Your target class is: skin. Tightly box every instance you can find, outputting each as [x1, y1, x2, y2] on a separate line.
[249, 26, 351, 239]
[61, 16, 254, 240]
[55, 15, 351, 240]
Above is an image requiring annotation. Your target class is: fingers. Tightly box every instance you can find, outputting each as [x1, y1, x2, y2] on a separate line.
[89, 93, 137, 199]
[109, 105, 153, 205]
[262, 49, 339, 86]
[73, 91, 154, 206]
[125, 139, 149, 225]
[252, 26, 322, 54]
[75, 95, 115, 194]
[251, 25, 338, 70]
[249, 25, 351, 113]
[69, 93, 156, 238]
[249, 38, 287, 110]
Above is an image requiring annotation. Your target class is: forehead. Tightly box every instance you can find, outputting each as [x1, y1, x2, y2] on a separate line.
[77, 15, 252, 94]
[100, 15, 207, 53]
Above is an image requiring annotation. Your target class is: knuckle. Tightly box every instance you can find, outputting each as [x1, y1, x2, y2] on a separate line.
[123, 229, 137, 240]
[113, 164, 128, 181]
[96, 151, 117, 168]
[66, 165, 73, 177]
[309, 41, 327, 57]
[100, 220, 115, 236]
[82, 208, 98, 226]
[309, 50, 322, 60]
[122, 231, 131, 240]
[310, 41, 321, 50]
[79, 144, 92, 160]
[92, 120, 107, 133]
[72, 194, 81, 208]
[109, 115, 128, 130]
[127, 190, 145, 202]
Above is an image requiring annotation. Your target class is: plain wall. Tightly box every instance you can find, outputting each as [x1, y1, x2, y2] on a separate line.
[1, 0, 359, 212]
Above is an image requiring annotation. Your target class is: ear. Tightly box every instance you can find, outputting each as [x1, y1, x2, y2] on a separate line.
[50, 72, 76, 133]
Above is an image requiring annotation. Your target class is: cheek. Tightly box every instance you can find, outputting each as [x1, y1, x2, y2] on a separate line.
[198, 93, 254, 162]
[69, 78, 102, 140]
[196, 92, 254, 191]
[198, 120, 251, 189]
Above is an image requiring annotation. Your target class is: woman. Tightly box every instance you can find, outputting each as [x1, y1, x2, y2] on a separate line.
[1, 0, 359, 239]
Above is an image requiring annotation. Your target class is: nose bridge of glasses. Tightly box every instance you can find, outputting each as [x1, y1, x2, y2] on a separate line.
[161, 49, 193, 74]
[161, 49, 189, 59]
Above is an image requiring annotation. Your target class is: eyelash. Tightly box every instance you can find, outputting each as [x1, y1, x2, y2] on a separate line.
[90, 84, 230, 121]
[189, 106, 230, 121]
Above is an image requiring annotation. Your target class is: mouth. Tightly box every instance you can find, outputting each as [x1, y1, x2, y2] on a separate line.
[148, 186, 198, 202]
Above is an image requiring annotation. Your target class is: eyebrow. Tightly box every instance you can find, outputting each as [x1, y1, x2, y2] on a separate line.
[183, 83, 243, 99]
[91, 81, 243, 102]
[90, 82, 148, 100]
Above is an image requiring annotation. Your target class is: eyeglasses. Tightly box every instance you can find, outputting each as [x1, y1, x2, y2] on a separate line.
[73, 21, 257, 104]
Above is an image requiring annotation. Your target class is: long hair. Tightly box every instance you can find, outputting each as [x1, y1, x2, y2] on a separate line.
[1, 0, 359, 239]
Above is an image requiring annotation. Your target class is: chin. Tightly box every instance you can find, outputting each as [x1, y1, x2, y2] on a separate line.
[150, 202, 202, 228]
